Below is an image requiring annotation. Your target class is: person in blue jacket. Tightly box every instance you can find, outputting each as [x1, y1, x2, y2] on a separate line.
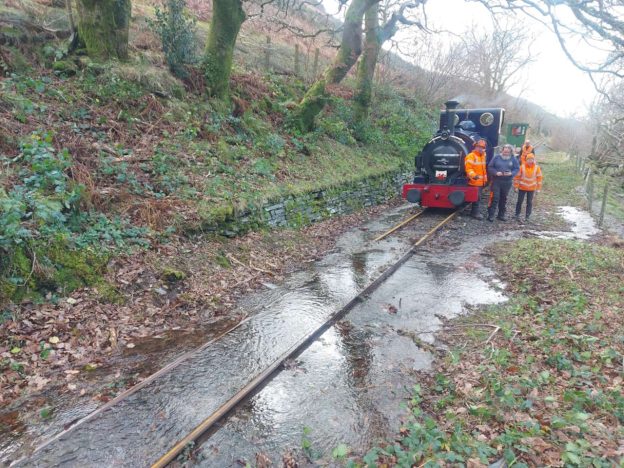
[487, 144, 519, 222]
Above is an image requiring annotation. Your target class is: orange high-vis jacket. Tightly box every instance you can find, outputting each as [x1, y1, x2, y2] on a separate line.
[464, 151, 488, 187]
[520, 145, 534, 165]
[514, 163, 543, 191]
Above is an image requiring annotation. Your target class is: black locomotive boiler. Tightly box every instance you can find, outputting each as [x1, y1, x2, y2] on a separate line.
[402, 100, 505, 209]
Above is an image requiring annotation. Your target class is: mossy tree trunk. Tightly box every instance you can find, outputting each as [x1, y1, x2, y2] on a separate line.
[75, 0, 131, 60]
[353, 3, 381, 124]
[292, 0, 378, 132]
[354, 2, 419, 125]
[203, 0, 246, 99]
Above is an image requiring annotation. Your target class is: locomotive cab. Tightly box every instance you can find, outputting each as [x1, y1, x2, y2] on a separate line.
[403, 100, 505, 209]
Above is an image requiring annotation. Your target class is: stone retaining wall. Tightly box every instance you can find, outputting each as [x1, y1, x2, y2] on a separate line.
[202, 169, 413, 236]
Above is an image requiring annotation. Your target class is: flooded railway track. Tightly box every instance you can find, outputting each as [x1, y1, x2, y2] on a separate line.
[373, 208, 427, 241]
[152, 210, 458, 468]
[13, 208, 463, 468]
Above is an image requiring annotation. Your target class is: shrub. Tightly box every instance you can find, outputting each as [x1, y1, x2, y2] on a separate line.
[151, 0, 198, 79]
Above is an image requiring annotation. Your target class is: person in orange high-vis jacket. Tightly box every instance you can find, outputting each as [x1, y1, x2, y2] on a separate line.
[514, 154, 543, 222]
[519, 140, 534, 165]
[464, 139, 488, 219]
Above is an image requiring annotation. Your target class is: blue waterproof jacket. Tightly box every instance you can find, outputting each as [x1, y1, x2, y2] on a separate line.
[488, 154, 519, 181]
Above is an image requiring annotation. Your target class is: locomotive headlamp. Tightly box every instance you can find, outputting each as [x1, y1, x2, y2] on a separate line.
[480, 112, 495, 126]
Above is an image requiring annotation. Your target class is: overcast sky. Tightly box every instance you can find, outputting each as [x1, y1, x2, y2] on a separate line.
[322, 0, 600, 117]
[423, 0, 598, 117]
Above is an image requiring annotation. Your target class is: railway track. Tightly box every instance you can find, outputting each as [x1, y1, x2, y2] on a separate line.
[151, 209, 458, 468]
[17, 210, 457, 467]
[373, 208, 427, 241]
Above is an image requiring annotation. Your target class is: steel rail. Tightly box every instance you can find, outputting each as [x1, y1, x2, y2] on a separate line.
[151, 210, 459, 468]
[373, 208, 426, 241]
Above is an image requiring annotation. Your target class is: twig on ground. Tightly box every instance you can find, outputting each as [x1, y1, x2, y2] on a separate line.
[20, 249, 37, 286]
[564, 265, 575, 279]
[227, 253, 274, 276]
[444, 323, 500, 329]
[484, 326, 500, 344]
[233, 273, 262, 288]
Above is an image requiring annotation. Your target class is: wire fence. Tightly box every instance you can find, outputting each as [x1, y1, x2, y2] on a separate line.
[573, 154, 624, 228]
[235, 32, 325, 83]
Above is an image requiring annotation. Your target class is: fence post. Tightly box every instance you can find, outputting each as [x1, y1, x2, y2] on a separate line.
[294, 44, 300, 76]
[599, 184, 608, 227]
[265, 36, 271, 71]
[311, 47, 319, 81]
[587, 171, 594, 214]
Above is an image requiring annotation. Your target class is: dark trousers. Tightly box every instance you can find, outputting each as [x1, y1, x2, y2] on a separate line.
[488, 178, 512, 219]
[470, 187, 483, 215]
[515, 190, 535, 218]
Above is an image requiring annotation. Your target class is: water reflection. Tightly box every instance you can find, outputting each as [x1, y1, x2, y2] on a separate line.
[198, 238, 508, 466]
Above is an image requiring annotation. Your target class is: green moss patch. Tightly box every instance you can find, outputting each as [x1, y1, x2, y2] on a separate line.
[0, 241, 111, 305]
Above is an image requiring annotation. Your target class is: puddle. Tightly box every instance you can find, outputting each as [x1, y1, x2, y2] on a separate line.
[534, 206, 599, 240]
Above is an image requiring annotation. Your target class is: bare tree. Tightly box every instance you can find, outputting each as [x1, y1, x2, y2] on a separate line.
[290, 0, 380, 131]
[291, 0, 429, 131]
[587, 78, 624, 176]
[405, 38, 468, 106]
[457, 19, 536, 97]
[470, 0, 624, 100]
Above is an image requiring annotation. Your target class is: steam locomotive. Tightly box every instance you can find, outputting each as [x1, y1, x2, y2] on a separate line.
[402, 100, 505, 209]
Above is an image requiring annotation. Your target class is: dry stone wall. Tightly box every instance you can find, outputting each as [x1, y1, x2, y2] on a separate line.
[201, 169, 413, 237]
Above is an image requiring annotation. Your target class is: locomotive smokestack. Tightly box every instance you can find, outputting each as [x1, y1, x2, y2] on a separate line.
[445, 100, 459, 136]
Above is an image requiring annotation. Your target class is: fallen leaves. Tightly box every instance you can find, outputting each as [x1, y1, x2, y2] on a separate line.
[384, 304, 398, 314]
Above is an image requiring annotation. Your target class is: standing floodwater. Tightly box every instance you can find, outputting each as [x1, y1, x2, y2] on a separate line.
[14, 201, 588, 467]
[195, 234, 507, 466]
[10, 205, 420, 467]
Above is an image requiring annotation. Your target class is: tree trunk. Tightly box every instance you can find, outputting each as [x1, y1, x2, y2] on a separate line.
[353, 3, 381, 124]
[203, 0, 246, 99]
[292, 0, 377, 132]
[75, 0, 131, 60]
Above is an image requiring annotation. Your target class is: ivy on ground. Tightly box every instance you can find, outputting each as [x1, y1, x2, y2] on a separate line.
[0, 132, 150, 304]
